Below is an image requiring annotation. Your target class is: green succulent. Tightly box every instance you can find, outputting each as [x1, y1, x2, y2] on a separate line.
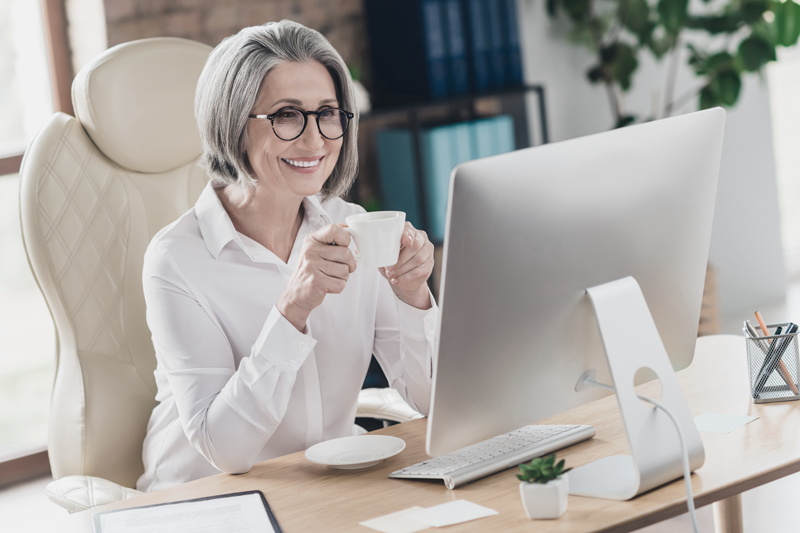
[517, 454, 572, 484]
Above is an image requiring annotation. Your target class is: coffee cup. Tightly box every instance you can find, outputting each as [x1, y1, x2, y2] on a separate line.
[344, 211, 406, 268]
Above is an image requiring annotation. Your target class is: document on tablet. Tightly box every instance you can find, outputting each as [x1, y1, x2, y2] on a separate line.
[92, 491, 283, 533]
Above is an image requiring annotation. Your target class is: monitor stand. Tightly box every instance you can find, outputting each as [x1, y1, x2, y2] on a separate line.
[568, 276, 705, 500]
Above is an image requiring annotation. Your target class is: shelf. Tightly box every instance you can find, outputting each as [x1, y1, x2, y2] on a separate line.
[360, 84, 548, 145]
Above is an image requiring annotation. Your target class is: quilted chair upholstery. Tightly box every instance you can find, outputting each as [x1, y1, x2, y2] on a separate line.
[19, 38, 212, 511]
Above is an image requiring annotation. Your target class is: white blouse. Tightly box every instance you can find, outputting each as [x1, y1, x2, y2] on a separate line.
[136, 183, 437, 492]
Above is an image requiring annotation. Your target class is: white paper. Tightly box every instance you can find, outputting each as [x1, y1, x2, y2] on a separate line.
[92, 492, 275, 533]
[694, 413, 759, 434]
[359, 506, 430, 533]
[403, 500, 498, 528]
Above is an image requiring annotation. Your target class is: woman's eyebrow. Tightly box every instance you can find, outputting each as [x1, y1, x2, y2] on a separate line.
[270, 98, 338, 108]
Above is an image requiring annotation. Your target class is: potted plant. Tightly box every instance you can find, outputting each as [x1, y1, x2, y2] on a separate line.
[517, 454, 571, 520]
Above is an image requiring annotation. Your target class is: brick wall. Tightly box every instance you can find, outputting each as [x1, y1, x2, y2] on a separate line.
[102, 0, 369, 81]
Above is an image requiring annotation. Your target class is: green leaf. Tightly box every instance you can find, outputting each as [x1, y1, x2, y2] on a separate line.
[774, 0, 800, 46]
[647, 34, 674, 58]
[658, 0, 689, 35]
[615, 115, 637, 128]
[586, 65, 606, 84]
[741, 0, 771, 23]
[737, 35, 776, 71]
[609, 43, 638, 90]
[699, 85, 721, 109]
[684, 15, 741, 34]
[711, 71, 742, 105]
[705, 51, 735, 74]
[619, 0, 653, 37]
[562, 0, 591, 22]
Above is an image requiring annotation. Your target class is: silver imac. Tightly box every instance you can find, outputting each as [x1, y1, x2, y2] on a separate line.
[426, 108, 726, 458]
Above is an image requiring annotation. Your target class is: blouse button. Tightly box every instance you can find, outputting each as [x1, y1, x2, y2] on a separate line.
[288, 360, 297, 370]
[299, 341, 306, 349]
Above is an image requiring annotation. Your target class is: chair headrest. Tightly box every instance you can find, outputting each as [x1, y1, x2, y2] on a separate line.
[72, 37, 213, 174]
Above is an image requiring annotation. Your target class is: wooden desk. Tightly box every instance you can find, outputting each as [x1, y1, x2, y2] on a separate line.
[35, 335, 800, 532]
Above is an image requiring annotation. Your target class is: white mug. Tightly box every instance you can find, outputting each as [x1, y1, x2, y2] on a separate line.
[344, 211, 406, 268]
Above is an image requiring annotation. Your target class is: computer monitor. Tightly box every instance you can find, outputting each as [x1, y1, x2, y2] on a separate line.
[427, 108, 726, 458]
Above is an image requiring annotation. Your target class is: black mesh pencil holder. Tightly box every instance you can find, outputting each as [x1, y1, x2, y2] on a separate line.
[744, 322, 800, 403]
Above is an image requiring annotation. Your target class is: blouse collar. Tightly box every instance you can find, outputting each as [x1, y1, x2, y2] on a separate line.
[195, 182, 332, 260]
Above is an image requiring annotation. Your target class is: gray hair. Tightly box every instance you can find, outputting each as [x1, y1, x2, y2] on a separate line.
[195, 20, 358, 200]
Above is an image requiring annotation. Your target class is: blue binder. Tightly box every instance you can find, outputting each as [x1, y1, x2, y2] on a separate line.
[421, 123, 476, 242]
[492, 115, 516, 154]
[375, 130, 424, 229]
[484, 0, 507, 88]
[469, 115, 516, 158]
[364, 0, 450, 104]
[502, 0, 524, 86]
[470, 117, 498, 158]
[461, 0, 491, 92]
[421, 126, 454, 243]
[443, 0, 470, 95]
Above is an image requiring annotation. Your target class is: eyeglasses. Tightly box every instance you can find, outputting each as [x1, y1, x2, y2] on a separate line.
[248, 107, 355, 141]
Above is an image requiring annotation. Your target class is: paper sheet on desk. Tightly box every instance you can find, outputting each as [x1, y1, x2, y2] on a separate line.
[694, 413, 758, 434]
[92, 492, 276, 533]
[359, 506, 430, 533]
[404, 500, 498, 527]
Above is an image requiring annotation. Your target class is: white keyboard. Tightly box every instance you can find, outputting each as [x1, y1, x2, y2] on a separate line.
[390, 424, 596, 489]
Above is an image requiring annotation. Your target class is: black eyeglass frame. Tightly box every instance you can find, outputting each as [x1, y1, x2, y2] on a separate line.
[248, 107, 355, 141]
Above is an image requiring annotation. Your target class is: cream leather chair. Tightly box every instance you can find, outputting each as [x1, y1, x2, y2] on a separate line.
[20, 37, 420, 513]
[20, 37, 212, 512]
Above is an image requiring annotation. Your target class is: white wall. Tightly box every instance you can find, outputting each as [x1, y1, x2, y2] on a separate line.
[519, 0, 787, 320]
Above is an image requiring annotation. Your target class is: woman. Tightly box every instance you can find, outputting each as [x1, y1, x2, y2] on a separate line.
[136, 20, 436, 492]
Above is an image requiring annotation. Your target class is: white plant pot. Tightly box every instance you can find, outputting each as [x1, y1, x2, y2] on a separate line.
[519, 474, 569, 519]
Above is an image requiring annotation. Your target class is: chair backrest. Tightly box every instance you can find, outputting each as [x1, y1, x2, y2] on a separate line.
[19, 38, 212, 488]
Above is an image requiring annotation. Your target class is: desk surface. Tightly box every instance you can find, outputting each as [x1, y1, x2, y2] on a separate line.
[34, 335, 800, 533]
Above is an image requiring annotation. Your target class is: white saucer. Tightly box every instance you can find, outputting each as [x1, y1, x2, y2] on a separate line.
[305, 435, 406, 469]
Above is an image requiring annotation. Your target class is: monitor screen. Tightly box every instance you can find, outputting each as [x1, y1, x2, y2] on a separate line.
[427, 108, 726, 457]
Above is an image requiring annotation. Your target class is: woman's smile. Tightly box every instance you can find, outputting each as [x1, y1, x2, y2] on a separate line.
[281, 155, 324, 173]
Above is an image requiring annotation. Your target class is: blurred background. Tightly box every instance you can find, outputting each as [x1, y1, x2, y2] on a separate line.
[2, 2, 800, 529]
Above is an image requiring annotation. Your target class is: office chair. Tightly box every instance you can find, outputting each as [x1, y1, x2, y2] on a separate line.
[19, 37, 420, 514]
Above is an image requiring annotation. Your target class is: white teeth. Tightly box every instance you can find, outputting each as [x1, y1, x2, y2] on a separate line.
[283, 158, 321, 168]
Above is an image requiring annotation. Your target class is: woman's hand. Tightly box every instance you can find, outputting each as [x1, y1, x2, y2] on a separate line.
[381, 223, 434, 310]
[277, 224, 357, 331]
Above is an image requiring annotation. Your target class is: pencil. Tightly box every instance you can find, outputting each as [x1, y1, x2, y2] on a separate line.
[755, 311, 799, 395]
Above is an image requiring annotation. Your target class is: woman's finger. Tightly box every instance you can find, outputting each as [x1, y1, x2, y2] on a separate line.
[313, 242, 357, 273]
[388, 254, 435, 286]
[318, 260, 351, 282]
[392, 229, 425, 270]
[310, 224, 351, 247]
[387, 240, 432, 279]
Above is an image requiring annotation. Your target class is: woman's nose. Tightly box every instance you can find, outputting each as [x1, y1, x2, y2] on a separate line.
[296, 118, 325, 150]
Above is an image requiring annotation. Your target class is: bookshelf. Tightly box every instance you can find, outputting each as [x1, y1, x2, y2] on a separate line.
[351, 85, 549, 300]
[354, 85, 549, 236]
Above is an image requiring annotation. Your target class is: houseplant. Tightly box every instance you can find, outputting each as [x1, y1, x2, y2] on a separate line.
[518, 454, 572, 519]
[547, 0, 800, 127]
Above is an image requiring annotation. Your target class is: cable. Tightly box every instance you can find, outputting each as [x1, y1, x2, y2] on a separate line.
[583, 377, 699, 533]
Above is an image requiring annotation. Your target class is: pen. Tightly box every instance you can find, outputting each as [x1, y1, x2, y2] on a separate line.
[752, 325, 783, 398]
[745, 320, 769, 353]
[753, 324, 797, 398]
[753, 312, 799, 396]
[754, 312, 797, 394]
